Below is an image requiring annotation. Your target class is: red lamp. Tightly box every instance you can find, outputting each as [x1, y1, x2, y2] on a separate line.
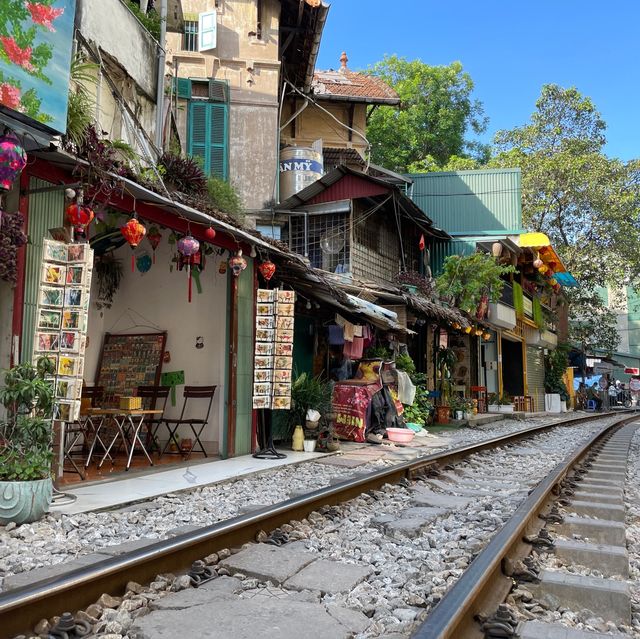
[121, 215, 147, 271]
[204, 226, 216, 242]
[147, 226, 162, 264]
[65, 203, 94, 237]
[258, 260, 276, 283]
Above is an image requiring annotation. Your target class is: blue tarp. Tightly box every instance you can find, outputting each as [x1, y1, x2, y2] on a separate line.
[573, 375, 602, 390]
[555, 272, 579, 287]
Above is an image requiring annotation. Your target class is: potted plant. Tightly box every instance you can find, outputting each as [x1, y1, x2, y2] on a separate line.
[449, 395, 466, 421]
[0, 359, 55, 525]
[402, 374, 433, 427]
[288, 372, 333, 440]
[499, 394, 514, 413]
[545, 345, 570, 413]
[435, 347, 456, 423]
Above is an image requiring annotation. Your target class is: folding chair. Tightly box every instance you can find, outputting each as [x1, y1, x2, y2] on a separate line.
[136, 385, 171, 453]
[160, 385, 216, 458]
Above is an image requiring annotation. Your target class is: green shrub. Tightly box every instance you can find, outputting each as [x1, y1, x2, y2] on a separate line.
[207, 176, 244, 220]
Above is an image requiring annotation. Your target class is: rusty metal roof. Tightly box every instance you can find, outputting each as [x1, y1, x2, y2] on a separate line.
[312, 69, 399, 105]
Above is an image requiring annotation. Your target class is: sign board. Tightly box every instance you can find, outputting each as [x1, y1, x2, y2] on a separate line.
[0, 0, 76, 134]
[624, 367, 640, 375]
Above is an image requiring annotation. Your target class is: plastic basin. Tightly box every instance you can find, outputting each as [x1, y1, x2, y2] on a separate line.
[386, 427, 415, 443]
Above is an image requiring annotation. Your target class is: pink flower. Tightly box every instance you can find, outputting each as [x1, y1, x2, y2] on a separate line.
[0, 84, 21, 110]
[0, 37, 34, 72]
[25, 3, 64, 31]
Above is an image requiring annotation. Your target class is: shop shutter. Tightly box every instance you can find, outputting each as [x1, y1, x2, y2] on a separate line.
[188, 101, 228, 180]
[526, 346, 546, 412]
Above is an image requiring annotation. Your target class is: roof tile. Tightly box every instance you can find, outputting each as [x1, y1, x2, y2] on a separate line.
[312, 70, 399, 104]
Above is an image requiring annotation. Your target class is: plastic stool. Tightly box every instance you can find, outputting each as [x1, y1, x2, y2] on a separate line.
[586, 399, 597, 411]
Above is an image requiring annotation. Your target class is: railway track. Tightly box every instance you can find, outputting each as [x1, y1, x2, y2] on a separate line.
[1, 410, 637, 638]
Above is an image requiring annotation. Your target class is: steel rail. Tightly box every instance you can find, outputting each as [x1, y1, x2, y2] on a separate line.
[0, 410, 634, 637]
[411, 411, 639, 639]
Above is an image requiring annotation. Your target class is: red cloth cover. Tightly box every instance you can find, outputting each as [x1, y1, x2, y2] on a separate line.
[332, 381, 381, 442]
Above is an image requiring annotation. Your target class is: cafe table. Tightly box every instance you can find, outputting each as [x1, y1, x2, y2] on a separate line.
[85, 408, 163, 471]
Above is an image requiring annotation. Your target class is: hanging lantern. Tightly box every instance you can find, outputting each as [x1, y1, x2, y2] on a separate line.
[147, 226, 162, 264]
[0, 132, 27, 192]
[533, 258, 543, 268]
[258, 260, 276, 282]
[418, 234, 425, 251]
[491, 242, 503, 258]
[452, 322, 461, 330]
[177, 235, 200, 303]
[65, 203, 94, 237]
[482, 331, 491, 340]
[475, 328, 483, 336]
[204, 226, 216, 242]
[229, 250, 247, 277]
[121, 215, 147, 272]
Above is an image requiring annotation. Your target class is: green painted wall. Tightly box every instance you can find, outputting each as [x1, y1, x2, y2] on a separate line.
[234, 258, 254, 455]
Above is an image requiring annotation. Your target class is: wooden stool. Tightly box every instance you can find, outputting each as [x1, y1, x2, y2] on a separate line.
[470, 386, 487, 413]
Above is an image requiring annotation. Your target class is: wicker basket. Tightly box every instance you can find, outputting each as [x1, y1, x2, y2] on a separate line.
[119, 396, 142, 410]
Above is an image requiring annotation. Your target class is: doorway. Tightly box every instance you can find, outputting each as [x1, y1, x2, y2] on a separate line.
[501, 337, 524, 396]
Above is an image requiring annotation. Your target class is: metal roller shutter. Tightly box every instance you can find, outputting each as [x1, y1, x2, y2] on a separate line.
[526, 346, 545, 413]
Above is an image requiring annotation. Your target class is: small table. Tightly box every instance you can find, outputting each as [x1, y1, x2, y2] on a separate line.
[86, 408, 163, 471]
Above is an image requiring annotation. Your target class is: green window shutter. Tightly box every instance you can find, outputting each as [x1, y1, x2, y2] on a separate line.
[174, 77, 192, 99]
[208, 79, 228, 103]
[533, 297, 544, 328]
[513, 281, 524, 317]
[209, 102, 228, 180]
[188, 101, 228, 180]
[188, 101, 209, 171]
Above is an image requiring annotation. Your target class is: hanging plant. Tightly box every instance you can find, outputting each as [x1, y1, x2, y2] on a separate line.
[0, 210, 27, 285]
[95, 253, 123, 309]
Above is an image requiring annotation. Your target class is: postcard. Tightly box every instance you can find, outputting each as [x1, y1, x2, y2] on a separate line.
[56, 378, 81, 400]
[60, 331, 80, 352]
[255, 342, 274, 356]
[64, 288, 83, 307]
[252, 396, 271, 409]
[35, 332, 60, 352]
[273, 382, 291, 397]
[274, 355, 292, 370]
[254, 356, 273, 369]
[256, 303, 274, 316]
[257, 289, 276, 303]
[272, 396, 291, 410]
[275, 329, 294, 343]
[43, 240, 68, 263]
[39, 286, 63, 307]
[38, 309, 61, 330]
[256, 316, 275, 329]
[67, 244, 86, 262]
[58, 356, 79, 377]
[254, 369, 272, 383]
[275, 343, 293, 357]
[256, 328, 274, 343]
[42, 264, 66, 285]
[54, 401, 72, 422]
[253, 382, 272, 397]
[276, 316, 294, 330]
[277, 290, 295, 303]
[276, 303, 294, 317]
[273, 369, 292, 383]
[66, 266, 85, 285]
[61, 310, 81, 330]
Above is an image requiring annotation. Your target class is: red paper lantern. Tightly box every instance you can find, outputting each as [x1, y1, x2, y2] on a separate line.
[121, 216, 146, 271]
[204, 227, 216, 242]
[147, 226, 162, 264]
[258, 260, 276, 282]
[65, 203, 94, 236]
[418, 234, 425, 251]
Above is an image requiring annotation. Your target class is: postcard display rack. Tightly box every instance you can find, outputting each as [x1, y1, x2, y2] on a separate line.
[252, 289, 295, 459]
[34, 239, 94, 423]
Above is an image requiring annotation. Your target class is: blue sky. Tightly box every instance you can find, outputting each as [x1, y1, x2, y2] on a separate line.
[316, 1, 640, 161]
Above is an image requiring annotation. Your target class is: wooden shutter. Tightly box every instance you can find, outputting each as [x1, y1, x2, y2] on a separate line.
[198, 10, 217, 51]
[208, 79, 228, 103]
[188, 101, 228, 179]
[174, 77, 192, 99]
[209, 103, 228, 180]
[188, 101, 209, 171]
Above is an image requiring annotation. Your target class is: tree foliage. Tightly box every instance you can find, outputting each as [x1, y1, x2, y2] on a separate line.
[492, 84, 640, 353]
[365, 56, 488, 172]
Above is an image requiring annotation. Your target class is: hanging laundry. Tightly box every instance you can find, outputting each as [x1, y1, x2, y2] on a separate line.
[344, 336, 364, 359]
[328, 324, 345, 346]
[397, 370, 417, 406]
[353, 325, 363, 338]
[343, 322, 355, 342]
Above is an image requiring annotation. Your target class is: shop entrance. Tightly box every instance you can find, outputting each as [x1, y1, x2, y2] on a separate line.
[501, 337, 524, 396]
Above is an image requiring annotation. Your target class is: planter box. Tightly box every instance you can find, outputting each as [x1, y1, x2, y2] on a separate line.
[487, 302, 516, 330]
[545, 393, 562, 413]
[500, 404, 514, 413]
[0, 478, 52, 525]
[488, 404, 501, 412]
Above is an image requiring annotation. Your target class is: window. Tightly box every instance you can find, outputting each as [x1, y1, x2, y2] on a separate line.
[257, 225, 281, 240]
[188, 101, 228, 180]
[182, 20, 198, 51]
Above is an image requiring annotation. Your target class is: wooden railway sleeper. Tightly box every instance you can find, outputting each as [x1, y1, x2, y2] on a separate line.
[48, 612, 92, 638]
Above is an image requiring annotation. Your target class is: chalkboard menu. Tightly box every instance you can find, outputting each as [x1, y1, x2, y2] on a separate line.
[95, 332, 167, 400]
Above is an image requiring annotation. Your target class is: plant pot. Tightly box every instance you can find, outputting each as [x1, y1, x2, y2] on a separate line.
[303, 439, 317, 452]
[0, 478, 53, 525]
[453, 410, 464, 420]
[500, 404, 514, 413]
[544, 393, 562, 413]
[488, 404, 501, 412]
[435, 405, 451, 424]
[560, 400, 567, 413]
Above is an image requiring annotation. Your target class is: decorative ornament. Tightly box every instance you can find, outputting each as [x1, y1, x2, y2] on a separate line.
[136, 253, 152, 273]
[491, 242, 503, 257]
[258, 260, 276, 283]
[549, 278, 557, 286]
[120, 215, 147, 272]
[177, 235, 201, 303]
[464, 326, 472, 334]
[229, 250, 247, 278]
[218, 260, 227, 275]
[0, 131, 27, 191]
[475, 328, 483, 336]
[533, 258, 543, 268]
[538, 264, 548, 274]
[452, 322, 461, 330]
[482, 331, 491, 340]
[204, 226, 216, 242]
[147, 226, 162, 264]
[65, 203, 94, 238]
[418, 234, 425, 251]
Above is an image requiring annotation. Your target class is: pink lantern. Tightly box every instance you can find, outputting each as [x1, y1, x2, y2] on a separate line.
[0, 132, 27, 191]
[229, 250, 247, 277]
[177, 235, 200, 302]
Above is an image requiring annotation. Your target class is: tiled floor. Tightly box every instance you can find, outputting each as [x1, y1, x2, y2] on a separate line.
[51, 450, 323, 516]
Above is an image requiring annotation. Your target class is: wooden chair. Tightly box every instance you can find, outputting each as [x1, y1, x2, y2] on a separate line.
[136, 385, 171, 453]
[160, 385, 217, 459]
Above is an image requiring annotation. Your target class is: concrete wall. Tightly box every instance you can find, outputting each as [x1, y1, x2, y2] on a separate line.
[84, 235, 230, 454]
[166, 0, 282, 212]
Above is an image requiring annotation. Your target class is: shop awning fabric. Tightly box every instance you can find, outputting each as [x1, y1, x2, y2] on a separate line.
[517, 232, 579, 287]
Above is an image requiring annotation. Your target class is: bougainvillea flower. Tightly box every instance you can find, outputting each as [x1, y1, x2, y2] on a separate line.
[0, 37, 34, 72]
[25, 3, 64, 31]
[0, 84, 21, 110]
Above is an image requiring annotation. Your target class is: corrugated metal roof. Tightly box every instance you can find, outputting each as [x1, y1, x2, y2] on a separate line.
[429, 239, 478, 276]
[407, 169, 523, 235]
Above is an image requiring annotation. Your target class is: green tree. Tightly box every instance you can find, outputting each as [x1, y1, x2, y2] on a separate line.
[365, 56, 488, 171]
[492, 84, 640, 353]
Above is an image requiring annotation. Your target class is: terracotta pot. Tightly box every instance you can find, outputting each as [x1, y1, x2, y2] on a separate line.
[435, 405, 451, 424]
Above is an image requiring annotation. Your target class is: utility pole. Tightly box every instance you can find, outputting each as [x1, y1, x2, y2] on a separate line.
[155, 0, 168, 152]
